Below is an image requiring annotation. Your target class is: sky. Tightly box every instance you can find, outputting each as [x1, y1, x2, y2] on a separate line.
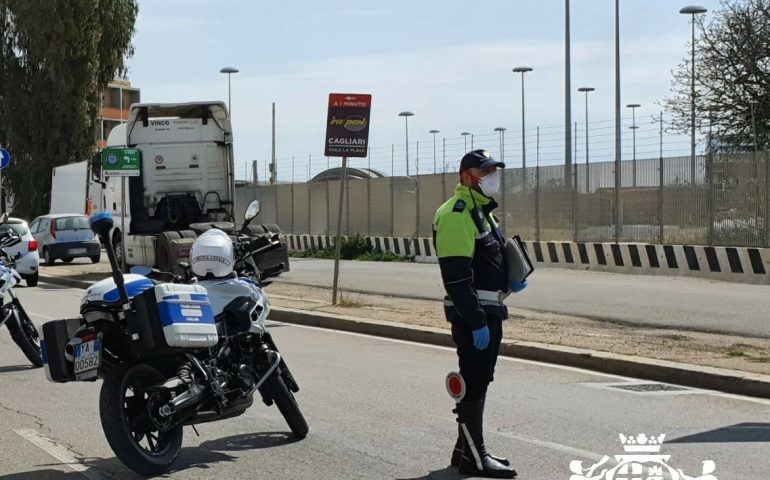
[127, 0, 724, 180]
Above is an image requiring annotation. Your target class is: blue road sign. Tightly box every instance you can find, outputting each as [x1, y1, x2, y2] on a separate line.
[0, 148, 10, 170]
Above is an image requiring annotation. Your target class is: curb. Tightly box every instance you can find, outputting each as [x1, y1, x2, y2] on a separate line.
[40, 274, 770, 399]
[40, 275, 92, 290]
[269, 307, 770, 399]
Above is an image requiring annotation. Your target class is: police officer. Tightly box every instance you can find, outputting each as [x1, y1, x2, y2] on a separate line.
[433, 149, 517, 479]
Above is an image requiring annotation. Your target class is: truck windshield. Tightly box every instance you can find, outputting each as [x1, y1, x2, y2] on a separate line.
[56, 216, 90, 231]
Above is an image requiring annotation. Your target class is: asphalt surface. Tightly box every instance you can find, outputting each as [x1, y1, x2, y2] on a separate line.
[0, 284, 769, 479]
[278, 258, 770, 338]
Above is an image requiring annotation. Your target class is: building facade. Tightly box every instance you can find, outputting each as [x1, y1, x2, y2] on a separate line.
[97, 78, 140, 148]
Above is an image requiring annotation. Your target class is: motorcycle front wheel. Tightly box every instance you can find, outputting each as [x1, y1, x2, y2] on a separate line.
[5, 304, 43, 367]
[264, 373, 309, 439]
[100, 363, 183, 476]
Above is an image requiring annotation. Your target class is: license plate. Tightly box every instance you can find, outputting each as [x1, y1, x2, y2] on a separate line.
[73, 338, 101, 379]
[68, 248, 87, 255]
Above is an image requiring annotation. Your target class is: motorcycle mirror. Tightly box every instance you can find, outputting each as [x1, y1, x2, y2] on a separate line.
[130, 265, 153, 276]
[0, 213, 7, 224]
[244, 200, 260, 222]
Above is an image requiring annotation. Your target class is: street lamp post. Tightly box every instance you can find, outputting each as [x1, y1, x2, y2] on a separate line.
[430, 129, 440, 174]
[219, 66, 239, 116]
[578, 87, 595, 192]
[495, 127, 507, 234]
[494, 127, 506, 163]
[399, 111, 414, 175]
[680, 5, 707, 183]
[627, 103, 641, 187]
[461, 132, 471, 152]
[614, 0, 622, 242]
[513, 66, 533, 192]
[565, 0, 573, 187]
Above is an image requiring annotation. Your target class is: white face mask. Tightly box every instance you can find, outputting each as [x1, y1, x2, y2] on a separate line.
[478, 169, 501, 197]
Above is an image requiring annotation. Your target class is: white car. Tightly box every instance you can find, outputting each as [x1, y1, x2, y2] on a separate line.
[0, 218, 40, 287]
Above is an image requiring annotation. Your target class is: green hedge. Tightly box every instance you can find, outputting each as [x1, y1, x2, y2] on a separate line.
[291, 234, 413, 262]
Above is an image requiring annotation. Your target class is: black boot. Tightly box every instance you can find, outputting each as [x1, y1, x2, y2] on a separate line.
[451, 425, 510, 467]
[481, 396, 510, 467]
[455, 400, 517, 478]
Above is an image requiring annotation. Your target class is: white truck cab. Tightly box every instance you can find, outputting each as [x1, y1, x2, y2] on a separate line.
[94, 102, 237, 271]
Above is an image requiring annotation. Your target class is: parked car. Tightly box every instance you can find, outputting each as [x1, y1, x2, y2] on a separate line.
[0, 218, 40, 286]
[29, 214, 101, 265]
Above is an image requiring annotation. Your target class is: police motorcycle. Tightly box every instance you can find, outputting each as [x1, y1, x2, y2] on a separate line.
[40, 202, 307, 476]
[0, 213, 43, 368]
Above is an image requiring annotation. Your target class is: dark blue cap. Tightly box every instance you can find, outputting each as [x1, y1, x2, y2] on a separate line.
[459, 149, 505, 173]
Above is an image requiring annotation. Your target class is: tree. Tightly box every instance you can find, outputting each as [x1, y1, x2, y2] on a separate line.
[0, 0, 137, 218]
[663, 0, 770, 153]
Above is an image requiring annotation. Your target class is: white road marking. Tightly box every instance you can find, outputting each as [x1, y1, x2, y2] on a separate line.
[493, 431, 605, 462]
[708, 392, 770, 406]
[277, 321, 643, 382]
[14, 429, 110, 480]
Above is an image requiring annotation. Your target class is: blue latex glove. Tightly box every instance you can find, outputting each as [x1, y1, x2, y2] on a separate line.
[472, 325, 490, 350]
[510, 279, 528, 293]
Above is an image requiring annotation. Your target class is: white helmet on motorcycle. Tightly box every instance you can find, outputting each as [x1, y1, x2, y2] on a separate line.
[190, 229, 234, 278]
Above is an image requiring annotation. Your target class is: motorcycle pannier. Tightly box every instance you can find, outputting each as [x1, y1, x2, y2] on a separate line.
[41, 318, 82, 383]
[130, 283, 217, 350]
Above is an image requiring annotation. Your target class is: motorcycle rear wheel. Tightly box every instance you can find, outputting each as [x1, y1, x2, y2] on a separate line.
[264, 373, 309, 439]
[100, 363, 183, 475]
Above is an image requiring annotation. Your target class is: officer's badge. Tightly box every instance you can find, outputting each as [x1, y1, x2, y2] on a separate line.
[452, 199, 466, 213]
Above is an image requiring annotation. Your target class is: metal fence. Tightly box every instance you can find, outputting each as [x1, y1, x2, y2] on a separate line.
[235, 151, 770, 247]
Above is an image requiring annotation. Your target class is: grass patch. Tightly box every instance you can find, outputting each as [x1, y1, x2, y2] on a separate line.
[726, 349, 745, 358]
[290, 234, 414, 262]
[338, 294, 365, 308]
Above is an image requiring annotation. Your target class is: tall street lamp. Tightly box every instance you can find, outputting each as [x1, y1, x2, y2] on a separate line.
[494, 127, 507, 233]
[429, 129, 440, 173]
[680, 5, 707, 183]
[578, 87, 595, 191]
[627, 103, 641, 187]
[494, 127, 506, 163]
[399, 111, 414, 175]
[513, 66, 533, 192]
[461, 132, 471, 152]
[219, 66, 239, 116]
[614, 0, 622, 242]
[565, 0, 573, 187]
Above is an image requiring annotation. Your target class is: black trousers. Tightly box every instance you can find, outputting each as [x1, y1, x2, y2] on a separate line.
[446, 306, 505, 402]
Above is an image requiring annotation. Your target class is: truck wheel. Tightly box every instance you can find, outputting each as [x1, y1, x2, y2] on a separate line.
[156, 231, 180, 273]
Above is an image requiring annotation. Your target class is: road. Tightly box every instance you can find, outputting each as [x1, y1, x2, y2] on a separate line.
[277, 258, 770, 338]
[0, 284, 768, 479]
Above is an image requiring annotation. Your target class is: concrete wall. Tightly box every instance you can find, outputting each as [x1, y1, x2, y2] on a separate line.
[283, 233, 770, 285]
